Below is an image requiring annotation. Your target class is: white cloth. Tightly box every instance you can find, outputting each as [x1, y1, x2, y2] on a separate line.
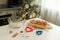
[0, 18, 60, 40]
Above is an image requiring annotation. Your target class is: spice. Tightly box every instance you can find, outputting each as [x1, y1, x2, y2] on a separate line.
[20, 31, 23, 33]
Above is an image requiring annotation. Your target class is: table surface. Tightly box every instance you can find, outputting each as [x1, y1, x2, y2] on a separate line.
[0, 18, 60, 40]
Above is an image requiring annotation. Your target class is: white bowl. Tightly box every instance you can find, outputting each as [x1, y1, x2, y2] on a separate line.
[10, 21, 23, 28]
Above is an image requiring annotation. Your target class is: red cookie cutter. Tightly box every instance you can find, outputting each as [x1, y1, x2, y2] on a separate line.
[25, 26, 33, 32]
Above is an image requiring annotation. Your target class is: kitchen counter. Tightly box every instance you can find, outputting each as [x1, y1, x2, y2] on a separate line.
[0, 18, 60, 40]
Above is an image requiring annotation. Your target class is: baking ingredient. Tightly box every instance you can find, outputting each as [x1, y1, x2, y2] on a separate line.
[26, 36, 29, 38]
[12, 33, 19, 38]
[20, 31, 23, 33]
